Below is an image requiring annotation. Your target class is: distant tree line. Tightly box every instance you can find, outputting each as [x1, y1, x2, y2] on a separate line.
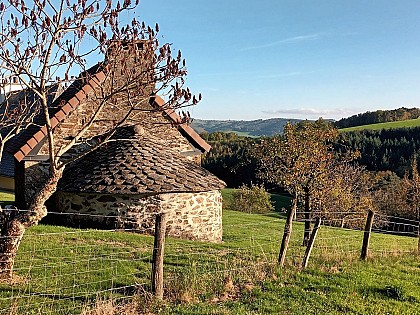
[200, 132, 260, 188]
[193, 118, 302, 137]
[334, 107, 420, 129]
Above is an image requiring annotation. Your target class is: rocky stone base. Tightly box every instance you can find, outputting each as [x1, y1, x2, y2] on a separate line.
[54, 190, 223, 242]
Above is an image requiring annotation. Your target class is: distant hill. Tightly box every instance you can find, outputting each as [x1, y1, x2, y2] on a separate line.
[340, 118, 420, 132]
[335, 107, 420, 129]
[191, 118, 302, 137]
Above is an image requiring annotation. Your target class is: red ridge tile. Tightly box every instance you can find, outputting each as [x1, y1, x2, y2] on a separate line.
[14, 151, 25, 162]
[27, 137, 38, 149]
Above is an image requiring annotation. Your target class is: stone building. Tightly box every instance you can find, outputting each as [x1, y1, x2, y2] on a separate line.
[54, 126, 225, 242]
[7, 41, 225, 242]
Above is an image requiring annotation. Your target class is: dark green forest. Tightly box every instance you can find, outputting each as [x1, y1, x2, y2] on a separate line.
[202, 127, 420, 187]
[201, 132, 260, 188]
[338, 127, 420, 176]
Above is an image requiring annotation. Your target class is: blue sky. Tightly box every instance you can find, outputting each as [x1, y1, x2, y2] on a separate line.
[136, 1, 420, 120]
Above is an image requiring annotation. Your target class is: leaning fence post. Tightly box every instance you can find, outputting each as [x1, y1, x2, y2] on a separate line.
[301, 217, 321, 269]
[151, 212, 167, 300]
[278, 199, 297, 267]
[361, 210, 374, 261]
[417, 220, 420, 255]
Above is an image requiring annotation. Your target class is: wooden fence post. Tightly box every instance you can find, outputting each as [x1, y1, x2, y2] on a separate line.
[301, 217, 321, 269]
[417, 220, 420, 255]
[361, 210, 374, 261]
[151, 212, 167, 300]
[278, 200, 297, 267]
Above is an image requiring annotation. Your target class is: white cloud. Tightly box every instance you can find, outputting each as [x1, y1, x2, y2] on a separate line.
[256, 71, 314, 79]
[240, 34, 323, 51]
[262, 108, 358, 119]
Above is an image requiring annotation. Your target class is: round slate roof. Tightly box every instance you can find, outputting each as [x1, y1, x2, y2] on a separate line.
[58, 126, 225, 194]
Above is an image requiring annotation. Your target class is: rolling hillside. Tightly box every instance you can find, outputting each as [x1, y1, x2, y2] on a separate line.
[334, 107, 420, 129]
[191, 109, 420, 136]
[340, 118, 420, 132]
[191, 118, 302, 137]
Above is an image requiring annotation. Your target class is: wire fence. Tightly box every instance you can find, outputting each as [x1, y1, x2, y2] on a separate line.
[0, 209, 418, 314]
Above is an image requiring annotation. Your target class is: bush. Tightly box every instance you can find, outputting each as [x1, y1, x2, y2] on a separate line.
[231, 184, 274, 214]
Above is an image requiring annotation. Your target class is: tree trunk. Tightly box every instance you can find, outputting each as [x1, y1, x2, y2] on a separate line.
[0, 168, 63, 279]
[303, 186, 311, 246]
[0, 219, 25, 279]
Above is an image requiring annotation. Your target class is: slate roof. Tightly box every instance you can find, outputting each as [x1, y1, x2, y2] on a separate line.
[57, 126, 225, 194]
[0, 153, 14, 177]
[0, 84, 62, 140]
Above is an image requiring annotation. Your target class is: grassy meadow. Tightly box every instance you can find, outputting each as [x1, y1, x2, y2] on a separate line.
[0, 190, 419, 314]
[0, 191, 14, 208]
[339, 118, 420, 132]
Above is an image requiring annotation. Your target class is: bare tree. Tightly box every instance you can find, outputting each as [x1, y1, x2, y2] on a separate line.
[0, 0, 199, 279]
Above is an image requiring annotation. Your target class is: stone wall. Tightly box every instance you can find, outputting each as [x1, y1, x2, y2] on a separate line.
[160, 191, 223, 242]
[54, 190, 223, 242]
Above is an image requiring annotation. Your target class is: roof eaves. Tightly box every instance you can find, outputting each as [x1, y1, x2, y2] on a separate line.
[13, 68, 109, 162]
[149, 95, 211, 153]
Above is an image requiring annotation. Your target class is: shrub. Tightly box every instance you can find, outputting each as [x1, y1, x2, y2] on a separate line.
[231, 184, 274, 214]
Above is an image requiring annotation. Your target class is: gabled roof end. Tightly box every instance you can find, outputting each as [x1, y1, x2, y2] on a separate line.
[150, 95, 211, 153]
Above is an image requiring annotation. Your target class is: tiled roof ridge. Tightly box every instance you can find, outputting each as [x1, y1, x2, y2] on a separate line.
[149, 95, 211, 153]
[12, 64, 110, 162]
[11, 63, 210, 161]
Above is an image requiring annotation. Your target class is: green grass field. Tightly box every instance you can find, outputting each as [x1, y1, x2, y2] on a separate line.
[0, 192, 13, 201]
[221, 188, 292, 213]
[0, 190, 419, 314]
[230, 131, 260, 138]
[340, 118, 420, 132]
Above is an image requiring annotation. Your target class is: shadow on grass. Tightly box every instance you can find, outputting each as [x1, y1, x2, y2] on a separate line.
[370, 285, 418, 302]
[262, 212, 286, 219]
[270, 194, 292, 213]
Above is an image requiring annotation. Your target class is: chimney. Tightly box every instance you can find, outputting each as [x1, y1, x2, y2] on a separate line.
[104, 39, 155, 93]
[105, 39, 147, 62]
[0, 76, 24, 103]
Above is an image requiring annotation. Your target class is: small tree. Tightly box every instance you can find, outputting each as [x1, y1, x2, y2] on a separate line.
[256, 119, 339, 245]
[402, 155, 420, 252]
[0, 0, 199, 278]
[231, 184, 274, 214]
[312, 163, 375, 229]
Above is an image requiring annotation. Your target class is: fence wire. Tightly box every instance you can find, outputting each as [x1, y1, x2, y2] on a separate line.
[0, 210, 417, 314]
